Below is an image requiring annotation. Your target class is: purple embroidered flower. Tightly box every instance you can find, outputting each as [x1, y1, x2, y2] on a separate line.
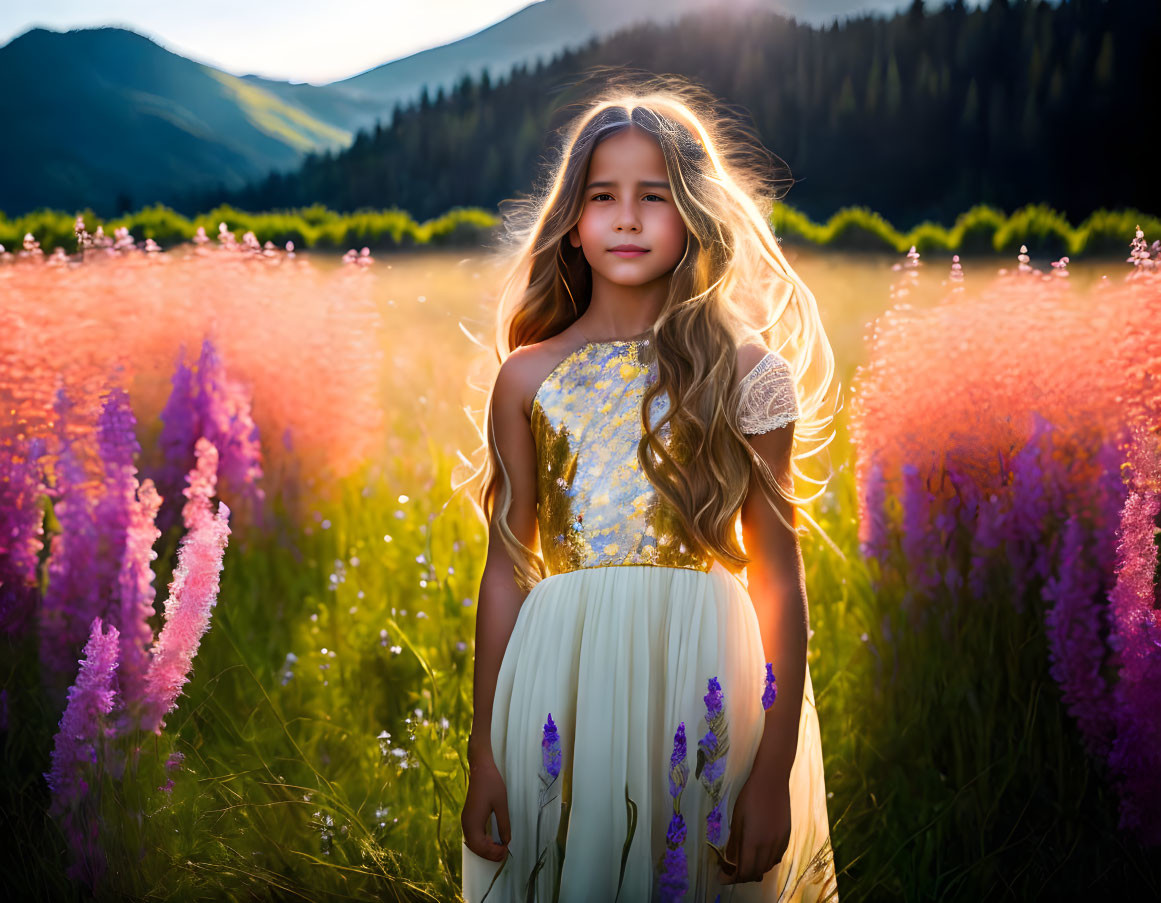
[701, 755, 725, 785]
[763, 662, 778, 710]
[698, 675, 730, 858]
[668, 721, 688, 799]
[656, 813, 689, 901]
[665, 809, 687, 847]
[706, 801, 724, 845]
[541, 712, 561, 780]
[703, 677, 723, 720]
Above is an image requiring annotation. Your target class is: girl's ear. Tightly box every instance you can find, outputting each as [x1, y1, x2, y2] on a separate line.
[568, 226, 581, 249]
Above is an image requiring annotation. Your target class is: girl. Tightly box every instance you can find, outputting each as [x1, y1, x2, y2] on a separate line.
[458, 76, 841, 902]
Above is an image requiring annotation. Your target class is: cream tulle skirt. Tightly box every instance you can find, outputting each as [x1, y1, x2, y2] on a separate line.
[461, 563, 838, 903]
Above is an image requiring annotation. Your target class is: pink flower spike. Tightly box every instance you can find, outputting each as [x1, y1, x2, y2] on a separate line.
[182, 437, 220, 533]
[141, 495, 231, 735]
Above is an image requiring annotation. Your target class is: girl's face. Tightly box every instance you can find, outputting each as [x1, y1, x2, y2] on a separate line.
[568, 125, 688, 287]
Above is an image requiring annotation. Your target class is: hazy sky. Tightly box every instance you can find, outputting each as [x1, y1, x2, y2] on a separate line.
[0, 0, 540, 85]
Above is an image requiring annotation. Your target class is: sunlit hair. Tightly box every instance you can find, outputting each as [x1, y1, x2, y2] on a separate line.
[455, 71, 842, 592]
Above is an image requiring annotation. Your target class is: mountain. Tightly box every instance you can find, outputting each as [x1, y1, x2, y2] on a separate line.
[0, 0, 921, 217]
[326, 0, 917, 105]
[0, 27, 367, 217]
[201, 0, 1156, 231]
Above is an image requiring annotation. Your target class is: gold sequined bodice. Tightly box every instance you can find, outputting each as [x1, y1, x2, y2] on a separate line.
[530, 338, 713, 577]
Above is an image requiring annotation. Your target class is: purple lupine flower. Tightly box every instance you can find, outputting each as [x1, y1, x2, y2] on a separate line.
[1042, 514, 1113, 759]
[542, 712, 561, 780]
[155, 348, 198, 536]
[40, 389, 104, 685]
[857, 451, 890, 569]
[155, 338, 266, 532]
[967, 486, 1008, 600]
[1006, 415, 1070, 607]
[45, 617, 120, 810]
[93, 388, 159, 715]
[0, 434, 47, 637]
[900, 462, 942, 611]
[193, 338, 266, 525]
[762, 662, 777, 711]
[1092, 433, 1133, 579]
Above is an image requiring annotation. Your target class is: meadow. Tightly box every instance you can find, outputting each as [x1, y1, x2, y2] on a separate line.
[2, 221, 1160, 901]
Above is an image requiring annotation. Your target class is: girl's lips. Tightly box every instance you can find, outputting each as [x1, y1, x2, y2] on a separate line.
[609, 248, 649, 257]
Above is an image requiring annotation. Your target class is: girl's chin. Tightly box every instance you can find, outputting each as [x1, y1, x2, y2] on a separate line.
[595, 270, 666, 287]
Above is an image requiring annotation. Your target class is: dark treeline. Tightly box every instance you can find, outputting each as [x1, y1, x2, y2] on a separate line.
[185, 0, 1159, 230]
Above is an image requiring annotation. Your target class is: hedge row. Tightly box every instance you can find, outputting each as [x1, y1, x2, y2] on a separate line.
[2, 201, 1157, 257]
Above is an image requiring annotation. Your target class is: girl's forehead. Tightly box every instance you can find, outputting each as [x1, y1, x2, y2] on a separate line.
[588, 127, 668, 179]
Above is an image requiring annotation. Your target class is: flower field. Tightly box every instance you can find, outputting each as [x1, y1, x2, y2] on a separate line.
[1, 221, 1159, 900]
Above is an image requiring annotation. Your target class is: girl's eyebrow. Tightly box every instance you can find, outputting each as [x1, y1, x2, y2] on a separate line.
[584, 179, 671, 190]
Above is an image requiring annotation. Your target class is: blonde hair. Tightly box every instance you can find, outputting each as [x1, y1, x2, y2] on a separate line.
[456, 72, 842, 592]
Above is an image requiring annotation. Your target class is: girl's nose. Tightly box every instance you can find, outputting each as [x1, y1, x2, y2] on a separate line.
[614, 201, 641, 232]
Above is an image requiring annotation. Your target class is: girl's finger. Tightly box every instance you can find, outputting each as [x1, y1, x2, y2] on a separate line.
[495, 802, 512, 846]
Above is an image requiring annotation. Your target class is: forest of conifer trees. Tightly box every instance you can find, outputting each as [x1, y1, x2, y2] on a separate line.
[184, 0, 1158, 229]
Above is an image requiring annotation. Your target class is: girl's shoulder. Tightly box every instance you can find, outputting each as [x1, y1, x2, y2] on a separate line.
[733, 341, 798, 435]
[498, 335, 585, 421]
[733, 341, 789, 392]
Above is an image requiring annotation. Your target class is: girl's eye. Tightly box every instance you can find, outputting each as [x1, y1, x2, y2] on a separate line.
[589, 193, 666, 202]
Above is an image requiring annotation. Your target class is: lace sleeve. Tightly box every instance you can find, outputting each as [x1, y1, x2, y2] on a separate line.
[737, 352, 799, 435]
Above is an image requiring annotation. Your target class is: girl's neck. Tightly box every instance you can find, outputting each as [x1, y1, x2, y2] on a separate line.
[579, 270, 670, 340]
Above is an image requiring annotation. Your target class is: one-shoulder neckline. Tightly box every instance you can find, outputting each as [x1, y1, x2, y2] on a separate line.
[530, 338, 651, 413]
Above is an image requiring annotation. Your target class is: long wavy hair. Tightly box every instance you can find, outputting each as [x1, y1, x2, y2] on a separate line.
[455, 72, 842, 593]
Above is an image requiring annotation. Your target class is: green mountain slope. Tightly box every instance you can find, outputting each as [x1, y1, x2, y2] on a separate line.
[0, 27, 357, 216]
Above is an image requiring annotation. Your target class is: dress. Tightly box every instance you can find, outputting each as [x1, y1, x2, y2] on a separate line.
[461, 337, 838, 903]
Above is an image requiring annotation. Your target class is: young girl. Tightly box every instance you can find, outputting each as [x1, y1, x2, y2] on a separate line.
[459, 76, 840, 902]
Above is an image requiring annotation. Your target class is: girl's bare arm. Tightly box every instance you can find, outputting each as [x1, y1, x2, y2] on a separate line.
[468, 353, 540, 767]
[737, 344, 808, 788]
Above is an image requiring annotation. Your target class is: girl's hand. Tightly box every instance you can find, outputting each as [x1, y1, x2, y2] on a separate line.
[715, 771, 791, 885]
[461, 755, 513, 863]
